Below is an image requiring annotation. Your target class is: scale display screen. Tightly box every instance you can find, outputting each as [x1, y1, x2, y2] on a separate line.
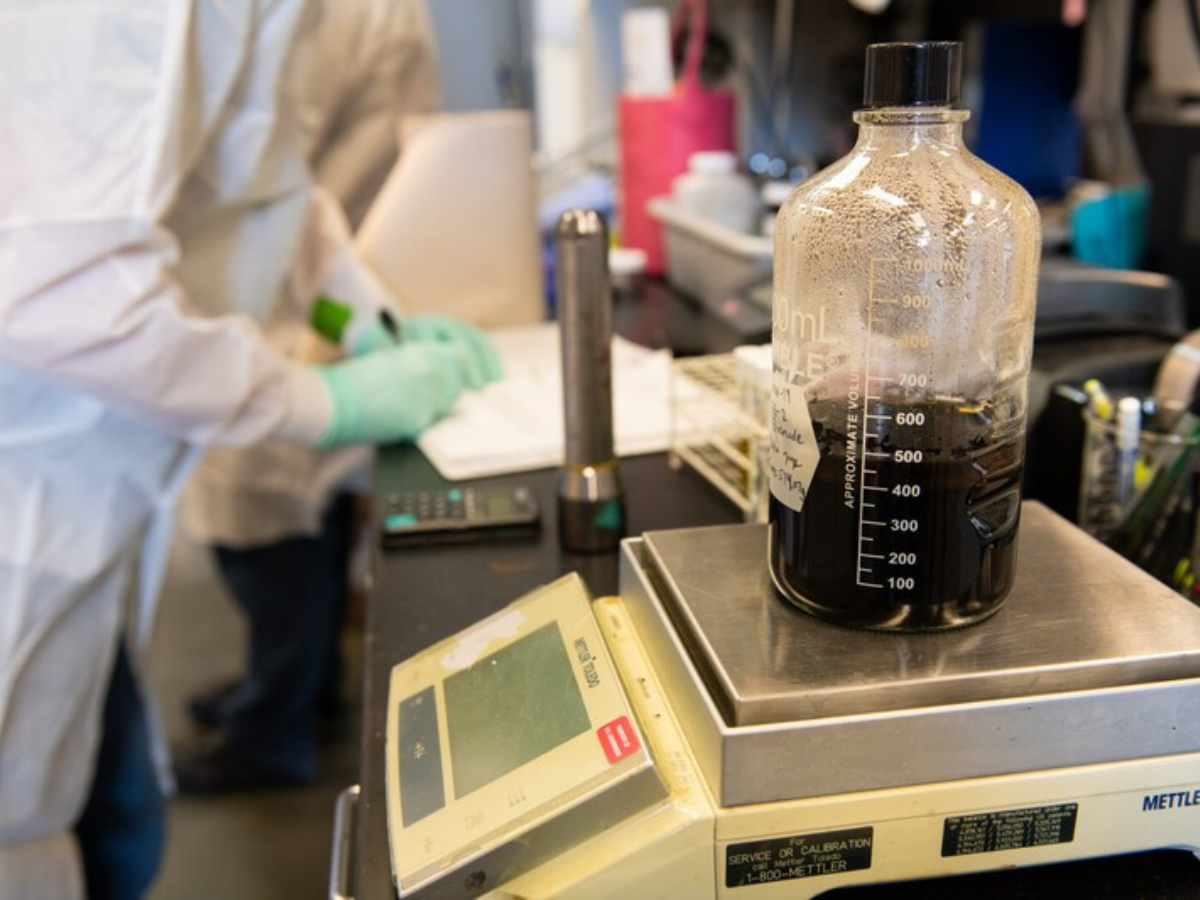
[445, 622, 591, 797]
[385, 574, 657, 897]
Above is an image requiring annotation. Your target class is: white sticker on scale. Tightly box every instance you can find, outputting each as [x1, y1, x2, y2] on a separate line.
[441, 609, 527, 670]
[769, 370, 818, 511]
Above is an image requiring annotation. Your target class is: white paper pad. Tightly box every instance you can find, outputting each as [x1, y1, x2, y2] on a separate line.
[417, 323, 673, 481]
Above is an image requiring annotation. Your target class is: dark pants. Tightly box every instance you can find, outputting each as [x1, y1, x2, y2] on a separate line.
[76, 643, 165, 900]
[211, 493, 355, 779]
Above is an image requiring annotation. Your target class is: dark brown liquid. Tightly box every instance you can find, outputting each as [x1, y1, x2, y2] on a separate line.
[769, 399, 1024, 630]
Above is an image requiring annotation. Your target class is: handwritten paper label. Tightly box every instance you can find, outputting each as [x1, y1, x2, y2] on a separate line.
[770, 370, 818, 511]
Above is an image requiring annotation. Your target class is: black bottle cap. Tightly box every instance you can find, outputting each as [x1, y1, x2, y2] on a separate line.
[863, 41, 962, 108]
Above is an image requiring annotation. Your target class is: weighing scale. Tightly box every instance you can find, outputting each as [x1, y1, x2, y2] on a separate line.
[384, 503, 1200, 898]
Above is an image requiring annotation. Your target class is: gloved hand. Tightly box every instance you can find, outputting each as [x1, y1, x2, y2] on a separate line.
[402, 314, 504, 389]
[314, 342, 473, 447]
[314, 293, 502, 389]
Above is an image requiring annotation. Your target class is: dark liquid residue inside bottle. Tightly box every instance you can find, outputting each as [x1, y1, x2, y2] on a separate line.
[769, 397, 1024, 630]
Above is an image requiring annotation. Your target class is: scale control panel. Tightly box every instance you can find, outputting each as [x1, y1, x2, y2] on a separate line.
[384, 575, 662, 897]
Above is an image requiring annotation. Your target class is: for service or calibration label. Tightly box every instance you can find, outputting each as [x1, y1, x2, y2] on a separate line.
[725, 827, 873, 888]
[942, 803, 1078, 857]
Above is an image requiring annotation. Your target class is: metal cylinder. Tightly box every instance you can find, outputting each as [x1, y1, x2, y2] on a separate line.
[554, 209, 625, 553]
[556, 209, 615, 465]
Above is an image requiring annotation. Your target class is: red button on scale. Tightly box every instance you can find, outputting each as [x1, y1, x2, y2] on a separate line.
[597, 716, 640, 763]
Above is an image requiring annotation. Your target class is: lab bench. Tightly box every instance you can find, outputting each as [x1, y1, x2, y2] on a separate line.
[342, 282, 1200, 898]
[350, 445, 1200, 899]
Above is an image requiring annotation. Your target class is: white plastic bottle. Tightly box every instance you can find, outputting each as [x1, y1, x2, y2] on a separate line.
[671, 151, 761, 234]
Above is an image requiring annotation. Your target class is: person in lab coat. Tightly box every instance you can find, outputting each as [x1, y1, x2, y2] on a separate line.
[0, 1, 497, 897]
[171, 0, 460, 794]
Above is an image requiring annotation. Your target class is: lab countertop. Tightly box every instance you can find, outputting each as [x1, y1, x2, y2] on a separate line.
[356, 449, 1200, 899]
[351, 283, 1200, 898]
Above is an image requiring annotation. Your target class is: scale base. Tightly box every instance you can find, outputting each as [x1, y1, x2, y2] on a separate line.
[500, 588, 1200, 898]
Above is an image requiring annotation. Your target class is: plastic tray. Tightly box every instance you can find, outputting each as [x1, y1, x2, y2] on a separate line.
[647, 197, 772, 302]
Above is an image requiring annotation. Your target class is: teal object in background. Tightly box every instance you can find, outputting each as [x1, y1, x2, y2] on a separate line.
[1071, 182, 1151, 270]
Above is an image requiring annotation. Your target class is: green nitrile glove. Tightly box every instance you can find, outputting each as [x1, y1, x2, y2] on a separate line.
[315, 343, 469, 447]
[402, 314, 503, 389]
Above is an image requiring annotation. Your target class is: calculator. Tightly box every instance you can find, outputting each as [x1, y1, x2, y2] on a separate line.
[381, 485, 541, 547]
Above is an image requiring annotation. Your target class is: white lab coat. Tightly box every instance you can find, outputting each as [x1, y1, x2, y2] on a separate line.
[179, 0, 442, 548]
[0, 1, 344, 892]
[304, 0, 442, 231]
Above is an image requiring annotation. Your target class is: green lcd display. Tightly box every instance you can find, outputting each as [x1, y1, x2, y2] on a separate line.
[444, 621, 590, 798]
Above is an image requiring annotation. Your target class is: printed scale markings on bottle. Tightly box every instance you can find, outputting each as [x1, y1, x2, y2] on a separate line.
[856, 257, 936, 592]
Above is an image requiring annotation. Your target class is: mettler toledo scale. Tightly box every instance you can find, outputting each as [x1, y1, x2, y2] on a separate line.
[384, 503, 1200, 897]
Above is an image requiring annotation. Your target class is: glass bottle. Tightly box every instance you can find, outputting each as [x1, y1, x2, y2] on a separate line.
[768, 42, 1042, 630]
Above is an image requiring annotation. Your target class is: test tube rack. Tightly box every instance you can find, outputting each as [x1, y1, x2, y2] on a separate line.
[669, 353, 770, 522]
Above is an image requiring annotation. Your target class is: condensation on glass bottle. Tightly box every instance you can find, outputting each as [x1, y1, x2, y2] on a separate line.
[768, 42, 1041, 630]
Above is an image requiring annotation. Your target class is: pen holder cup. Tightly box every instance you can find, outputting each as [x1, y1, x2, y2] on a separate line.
[1079, 405, 1200, 595]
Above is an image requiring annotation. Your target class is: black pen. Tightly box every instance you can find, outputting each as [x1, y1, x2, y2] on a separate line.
[379, 308, 404, 343]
